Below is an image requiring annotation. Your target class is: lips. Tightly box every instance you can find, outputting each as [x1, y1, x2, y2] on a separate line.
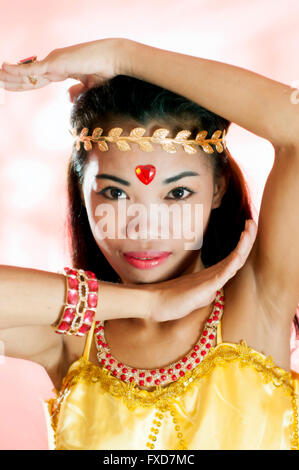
[122, 251, 171, 270]
[123, 251, 171, 259]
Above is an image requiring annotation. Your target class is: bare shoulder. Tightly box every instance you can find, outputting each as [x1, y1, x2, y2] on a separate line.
[221, 253, 293, 372]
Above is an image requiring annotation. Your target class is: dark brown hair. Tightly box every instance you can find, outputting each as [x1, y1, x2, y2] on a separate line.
[66, 74, 299, 336]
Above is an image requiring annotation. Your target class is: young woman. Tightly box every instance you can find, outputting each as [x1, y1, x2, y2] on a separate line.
[0, 38, 298, 450]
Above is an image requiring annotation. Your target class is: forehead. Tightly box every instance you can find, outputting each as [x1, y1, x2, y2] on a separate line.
[85, 120, 212, 178]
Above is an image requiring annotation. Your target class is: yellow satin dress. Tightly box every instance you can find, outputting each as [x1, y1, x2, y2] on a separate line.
[44, 318, 299, 450]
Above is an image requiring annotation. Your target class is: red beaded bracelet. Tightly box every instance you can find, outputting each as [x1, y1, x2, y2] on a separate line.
[51, 267, 99, 336]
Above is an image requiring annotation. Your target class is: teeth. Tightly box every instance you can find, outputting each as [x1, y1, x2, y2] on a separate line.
[134, 257, 154, 260]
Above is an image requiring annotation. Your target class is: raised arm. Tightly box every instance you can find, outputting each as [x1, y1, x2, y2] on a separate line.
[121, 39, 299, 323]
[122, 39, 298, 147]
[0, 264, 152, 329]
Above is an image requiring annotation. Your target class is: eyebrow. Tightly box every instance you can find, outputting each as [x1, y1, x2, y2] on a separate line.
[95, 171, 200, 186]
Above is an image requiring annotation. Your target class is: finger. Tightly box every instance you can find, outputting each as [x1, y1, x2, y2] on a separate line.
[208, 224, 256, 289]
[67, 83, 87, 103]
[1, 59, 47, 77]
[209, 250, 247, 293]
[69, 73, 98, 88]
[0, 68, 65, 85]
[247, 218, 258, 239]
[0, 76, 50, 91]
[236, 219, 257, 257]
[0, 69, 31, 84]
[210, 222, 255, 273]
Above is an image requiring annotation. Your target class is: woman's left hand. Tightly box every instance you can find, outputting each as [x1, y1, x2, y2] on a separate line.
[0, 38, 126, 101]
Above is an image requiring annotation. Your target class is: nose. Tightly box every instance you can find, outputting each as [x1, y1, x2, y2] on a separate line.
[126, 204, 171, 241]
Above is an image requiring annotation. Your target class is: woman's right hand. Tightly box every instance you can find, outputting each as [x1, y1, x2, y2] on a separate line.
[148, 219, 258, 322]
[0, 37, 126, 95]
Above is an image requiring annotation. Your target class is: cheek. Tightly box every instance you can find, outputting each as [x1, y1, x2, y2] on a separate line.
[86, 191, 212, 249]
[86, 195, 125, 249]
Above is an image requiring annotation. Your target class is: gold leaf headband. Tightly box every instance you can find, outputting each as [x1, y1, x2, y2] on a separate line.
[69, 126, 227, 155]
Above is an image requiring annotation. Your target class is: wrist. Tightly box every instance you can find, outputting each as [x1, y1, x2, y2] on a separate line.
[116, 38, 141, 77]
[96, 280, 153, 321]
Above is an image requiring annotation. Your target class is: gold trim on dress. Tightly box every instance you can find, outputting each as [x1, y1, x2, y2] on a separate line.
[45, 340, 299, 450]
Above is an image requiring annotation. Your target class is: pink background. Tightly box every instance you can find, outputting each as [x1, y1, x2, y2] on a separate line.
[0, 0, 298, 449]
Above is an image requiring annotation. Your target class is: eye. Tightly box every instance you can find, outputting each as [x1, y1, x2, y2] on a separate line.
[96, 185, 195, 201]
[96, 186, 127, 200]
[165, 186, 195, 200]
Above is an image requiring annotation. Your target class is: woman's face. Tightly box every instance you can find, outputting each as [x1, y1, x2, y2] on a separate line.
[80, 122, 227, 285]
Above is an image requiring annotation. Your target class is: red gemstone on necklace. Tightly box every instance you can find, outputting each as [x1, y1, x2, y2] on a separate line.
[201, 338, 206, 344]
[175, 363, 181, 369]
[195, 358, 200, 363]
[159, 368, 165, 373]
[203, 330, 208, 336]
[139, 372, 145, 377]
[168, 369, 173, 374]
[106, 353, 111, 358]
[182, 357, 188, 362]
[132, 368, 137, 373]
[129, 377, 135, 383]
[187, 364, 192, 370]
[121, 374, 126, 381]
[161, 375, 166, 381]
[179, 371, 185, 376]
[194, 345, 199, 351]
[146, 377, 152, 382]
[139, 380, 145, 386]
[122, 368, 128, 373]
[171, 375, 177, 381]
[209, 334, 215, 340]
[191, 352, 197, 358]
[155, 379, 161, 385]
[201, 351, 206, 356]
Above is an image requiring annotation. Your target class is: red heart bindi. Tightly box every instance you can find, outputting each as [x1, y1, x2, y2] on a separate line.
[135, 165, 156, 185]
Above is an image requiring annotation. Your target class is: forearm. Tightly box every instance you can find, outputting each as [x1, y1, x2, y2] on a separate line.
[122, 38, 298, 148]
[0, 265, 65, 328]
[97, 280, 152, 321]
[0, 265, 151, 328]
